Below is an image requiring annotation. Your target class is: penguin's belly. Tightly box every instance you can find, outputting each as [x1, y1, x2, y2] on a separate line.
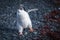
[17, 10, 31, 28]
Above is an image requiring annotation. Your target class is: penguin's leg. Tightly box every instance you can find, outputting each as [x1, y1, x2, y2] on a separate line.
[28, 23, 34, 32]
[29, 27, 34, 32]
[19, 26, 23, 35]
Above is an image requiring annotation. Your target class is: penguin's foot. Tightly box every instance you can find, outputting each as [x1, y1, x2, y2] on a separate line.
[19, 32, 23, 36]
[29, 27, 34, 32]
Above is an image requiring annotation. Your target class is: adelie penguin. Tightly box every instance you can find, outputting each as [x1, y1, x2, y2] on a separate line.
[17, 4, 38, 35]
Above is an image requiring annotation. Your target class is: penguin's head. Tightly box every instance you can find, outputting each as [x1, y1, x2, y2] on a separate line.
[19, 4, 24, 10]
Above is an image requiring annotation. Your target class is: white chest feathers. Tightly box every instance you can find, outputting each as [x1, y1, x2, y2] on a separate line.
[17, 9, 32, 28]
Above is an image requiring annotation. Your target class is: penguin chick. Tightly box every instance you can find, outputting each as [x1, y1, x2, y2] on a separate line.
[17, 7, 33, 35]
[17, 4, 38, 35]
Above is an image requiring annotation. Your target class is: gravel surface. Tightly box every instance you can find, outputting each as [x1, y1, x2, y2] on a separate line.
[0, 0, 59, 40]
